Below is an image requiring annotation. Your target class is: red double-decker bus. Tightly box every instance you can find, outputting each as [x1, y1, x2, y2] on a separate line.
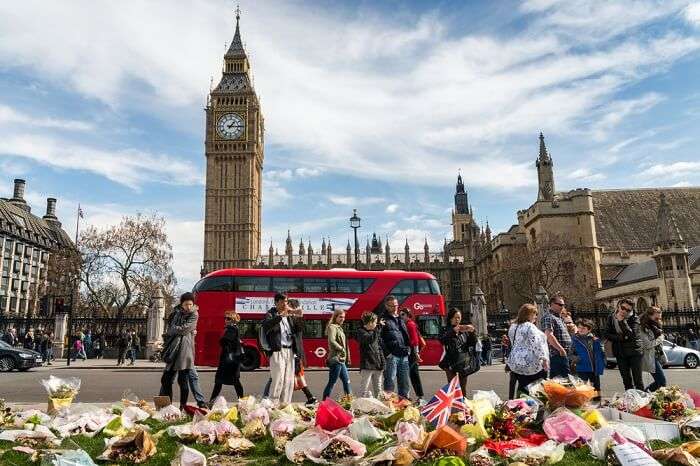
[193, 268, 446, 370]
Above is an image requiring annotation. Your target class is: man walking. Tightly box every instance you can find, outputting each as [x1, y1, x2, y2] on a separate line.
[2, 327, 17, 346]
[541, 295, 572, 378]
[262, 293, 299, 406]
[129, 330, 140, 365]
[159, 292, 198, 409]
[84, 330, 93, 359]
[381, 296, 411, 399]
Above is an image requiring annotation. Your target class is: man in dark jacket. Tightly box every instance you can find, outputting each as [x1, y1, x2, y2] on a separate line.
[2, 328, 17, 346]
[262, 293, 300, 406]
[380, 295, 411, 398]
[358, 312, 385, 397]
[605, 299, 643, 390]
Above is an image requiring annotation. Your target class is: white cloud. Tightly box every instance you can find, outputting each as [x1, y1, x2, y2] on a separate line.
[0, 104, 93, 131]
[685, 2, 700, 26]
[566, 168, 606, 182]
[589, 93, 664, 140]
[327, 195, 385, 207]
[638, 161, 700, 178]
[385, 204, 399, 214]
[671, 180, 692, 187]
[0, 1, 696, 189]
[0, 133, 202, 189]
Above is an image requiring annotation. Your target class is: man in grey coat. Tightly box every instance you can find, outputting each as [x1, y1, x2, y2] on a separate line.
[159, 292, 198, 409]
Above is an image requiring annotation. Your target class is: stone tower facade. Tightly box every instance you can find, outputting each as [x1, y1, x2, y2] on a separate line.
[536, 132, 555, 201]
[202, 9, 264, 274]
[653, 193, 694, 309]
[450, 174, 480, 260]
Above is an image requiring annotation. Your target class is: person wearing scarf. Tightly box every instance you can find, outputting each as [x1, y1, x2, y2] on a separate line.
[640, 306, 667, 392]
[604, 299, 643, 390]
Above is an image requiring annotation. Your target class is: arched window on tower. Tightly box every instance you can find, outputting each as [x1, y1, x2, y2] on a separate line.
[636, 297, 648, 313]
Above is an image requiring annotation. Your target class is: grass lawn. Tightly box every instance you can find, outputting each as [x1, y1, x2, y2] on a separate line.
[0, 417, 683, 466]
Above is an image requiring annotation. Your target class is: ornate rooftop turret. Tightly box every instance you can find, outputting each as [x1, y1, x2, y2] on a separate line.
[655, 193, 684, 248]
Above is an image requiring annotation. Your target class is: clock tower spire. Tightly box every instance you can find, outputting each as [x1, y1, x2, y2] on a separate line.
[202, 7, 264, 274]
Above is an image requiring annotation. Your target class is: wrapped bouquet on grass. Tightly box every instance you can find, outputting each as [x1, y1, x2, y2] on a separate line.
[244, 405, 270, 425]
[286, 428, 332, 464]
[315, 398, 353, 431]
[270, 417, 296, 452]
[588, 424, 646, 461]
[103, 414, 136, 438]
[470, 446, 496, 466]
[14, 409, 51, 428]
[540, 376, 596, 408]
[170, 445, 206, 466]
[418, 425, 467, 459]
[41, 375, 81, 414]
[682, 416, 700, 440]
[364, 445, 417, 466]
[460, 398, 495, 441]
[395, 420, 425, 446]
[309, 433, 367, 464]
[347, 415, 387, 443]
[543, 407, 594, 446]
[0, 424, 60, 448]
[226, 437, 256, 456]
[50, 408, 116, 438]
[507, 440, 566, 465]
[241, 417, 266, 440]
[338, 394, 355, 410]
[607, 389, 652, 413]
[649, 386, 694, 421]
[98, 428, 157, 464]
[652, 441, 700, 466]
[0, 399, 17, 427]
[350, 396, 394, 416]
[153, 404, 184, 423]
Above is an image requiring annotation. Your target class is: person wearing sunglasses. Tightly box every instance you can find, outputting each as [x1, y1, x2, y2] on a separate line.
[604, 299, 643, 390]
[541, 295, 572, 378]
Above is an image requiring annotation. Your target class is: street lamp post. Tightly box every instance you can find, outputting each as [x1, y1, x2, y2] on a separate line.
[349, 209, 361, 268]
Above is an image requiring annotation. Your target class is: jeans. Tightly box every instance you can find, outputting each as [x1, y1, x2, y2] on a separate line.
[549, 353, 570, 378]
[129, 348, 138, 364]
[617, 354, 644, 390]
[322, 362, 352, 399]
[72, 348, 86, 361]
[45, 348, 53, 364]
[408, 350, 424, 398]
[359, 370, 383, 398]
[159, 370, 189, 406]
[646, 358, 667, 392]
[186, 369, 206, 405]
[117, 349, 127, 365]
[383, 354, 410, 398]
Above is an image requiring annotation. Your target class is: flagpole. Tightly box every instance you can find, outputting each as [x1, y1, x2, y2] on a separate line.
[66, 204, 82, 367]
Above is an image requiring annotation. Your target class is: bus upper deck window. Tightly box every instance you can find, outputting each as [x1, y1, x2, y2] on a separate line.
[416, 280, 431, 294]
[429, 279, 441, 294]
[234, 277, 271, 291]
[272, 277, 303, 293]
[193, 276, 234, 292]
[303, 278, 329, 293]
[331, 279, 363, 293]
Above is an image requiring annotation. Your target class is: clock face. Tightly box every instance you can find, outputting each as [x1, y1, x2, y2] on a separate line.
[217, 113, 245, 139]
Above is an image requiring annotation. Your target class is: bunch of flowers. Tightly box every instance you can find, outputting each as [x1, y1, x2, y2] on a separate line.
[449, 406, 475, 426]
[338, 394, 355, 410]
[650, 386, 692, 422]
[0, 399, 15, 427]
[485, 404, 521, 441]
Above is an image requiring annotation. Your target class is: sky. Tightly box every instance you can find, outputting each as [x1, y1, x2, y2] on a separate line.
[0, 0, 699, 291]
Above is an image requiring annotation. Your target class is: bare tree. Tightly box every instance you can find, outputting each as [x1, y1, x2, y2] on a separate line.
[498, 232, 596, 309]
[79, 214, 176, 320]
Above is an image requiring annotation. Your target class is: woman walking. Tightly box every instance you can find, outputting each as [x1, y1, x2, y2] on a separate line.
[209, 311, 245, 403]
[640, 306, 667, 392]
[438, 308, 478, 395]
[507, 304, 549, 396]
[322, 309, 352, 400]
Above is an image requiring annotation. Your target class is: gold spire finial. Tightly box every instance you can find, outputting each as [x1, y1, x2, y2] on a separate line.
[235, 4, 241, 21]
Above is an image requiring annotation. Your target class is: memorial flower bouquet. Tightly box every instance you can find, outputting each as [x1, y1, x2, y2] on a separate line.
[485, 404, 521, 441]
[650, 386, 693, 422]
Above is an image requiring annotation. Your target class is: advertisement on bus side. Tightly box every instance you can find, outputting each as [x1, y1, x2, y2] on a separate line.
[235, 297, 357, 314]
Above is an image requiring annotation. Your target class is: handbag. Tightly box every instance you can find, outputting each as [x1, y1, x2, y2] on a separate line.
[452, 346, 480, 376]
[655, 343, 668, 365]
[162, 334, 182, 364]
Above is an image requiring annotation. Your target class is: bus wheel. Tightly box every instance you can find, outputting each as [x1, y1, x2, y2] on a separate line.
[240, 346, 260, 371]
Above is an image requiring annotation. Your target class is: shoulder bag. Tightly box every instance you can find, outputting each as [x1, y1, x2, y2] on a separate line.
[504, 324, 520, 373]
[162, 334, 182, 364]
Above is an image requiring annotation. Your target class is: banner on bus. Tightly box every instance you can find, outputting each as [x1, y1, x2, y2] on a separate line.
[235, 297, 357, 314]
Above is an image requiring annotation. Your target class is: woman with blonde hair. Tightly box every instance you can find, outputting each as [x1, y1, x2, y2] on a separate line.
[321, 309, 353, 400]
[209, 310, 244, 404]
[507, 304, 549, 396]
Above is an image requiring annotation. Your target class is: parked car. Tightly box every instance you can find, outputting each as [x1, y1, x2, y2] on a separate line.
[606, 340, 700, 369]
[0, 340, 42, 372]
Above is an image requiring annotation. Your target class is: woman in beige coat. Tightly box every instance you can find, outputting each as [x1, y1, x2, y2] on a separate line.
[322, 309, 353, 400]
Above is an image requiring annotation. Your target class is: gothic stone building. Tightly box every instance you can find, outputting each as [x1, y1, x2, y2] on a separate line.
[0, 179, 73, 316]
[202, 10, 264, 275]
[475, 133, 700, 316]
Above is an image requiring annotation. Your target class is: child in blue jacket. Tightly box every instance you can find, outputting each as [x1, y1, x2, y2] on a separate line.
[571, 319, 605, 396]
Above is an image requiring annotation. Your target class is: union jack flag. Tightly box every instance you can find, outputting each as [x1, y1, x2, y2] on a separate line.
[420, 376, 467, 427]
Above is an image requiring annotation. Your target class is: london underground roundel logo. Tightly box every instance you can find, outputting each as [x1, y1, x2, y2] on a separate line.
[314, 347, 327, 358]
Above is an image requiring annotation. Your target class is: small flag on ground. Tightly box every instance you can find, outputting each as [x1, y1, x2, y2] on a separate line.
[420, 375, 466, 427]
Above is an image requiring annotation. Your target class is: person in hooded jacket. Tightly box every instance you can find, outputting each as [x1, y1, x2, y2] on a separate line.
[209, 310, 244, 403]
[357, 311, 385, 397]
[605, 299, 643, 390]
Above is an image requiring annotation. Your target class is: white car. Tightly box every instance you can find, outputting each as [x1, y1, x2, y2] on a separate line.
[607, 340, 700, 369]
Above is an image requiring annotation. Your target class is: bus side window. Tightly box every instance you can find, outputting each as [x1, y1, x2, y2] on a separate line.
[303, 278, 329, 293]
[345, 320, 360, 340]
[238, 319, 259, 339]
[194, 276, 234, 292]
[362, 279, 375, 292]
[331, 279, 363, 293]
[272, 277, 303, 293]
[303, 319, 325, 338]
[416, 280, 431, 294]
[390, 279, 415, 303]
[235, 277, 271, 291]
[417, 316, 441, 338]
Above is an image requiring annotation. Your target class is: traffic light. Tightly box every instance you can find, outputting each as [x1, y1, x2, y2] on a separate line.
[55, 297, 64, 313]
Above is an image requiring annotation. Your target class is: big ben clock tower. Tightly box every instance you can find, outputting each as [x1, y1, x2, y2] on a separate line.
[203, 8, 264, 274]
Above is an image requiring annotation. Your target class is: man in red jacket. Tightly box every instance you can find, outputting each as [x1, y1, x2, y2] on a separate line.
[400, 308, 425, 405]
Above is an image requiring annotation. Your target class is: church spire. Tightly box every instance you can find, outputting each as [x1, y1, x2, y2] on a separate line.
[538, 132, 550, 162]
[225, 5, 246, 59]
[454, 171, 468, 214]
[655, 193, 684, 247]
